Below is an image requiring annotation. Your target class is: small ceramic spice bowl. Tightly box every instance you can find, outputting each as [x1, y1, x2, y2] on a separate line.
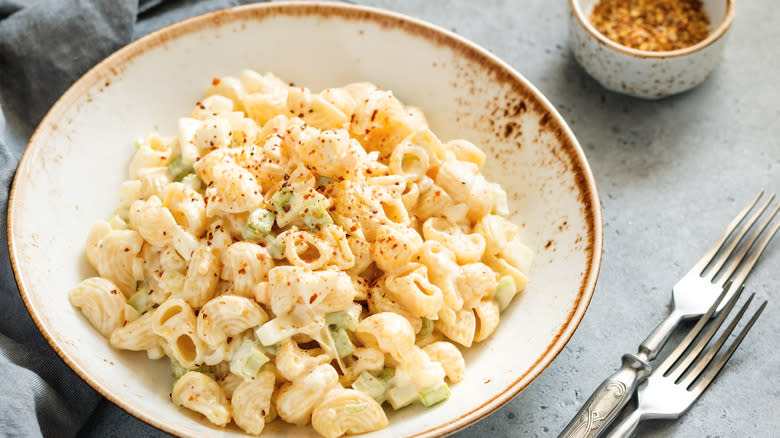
[569, 0, 735, 99]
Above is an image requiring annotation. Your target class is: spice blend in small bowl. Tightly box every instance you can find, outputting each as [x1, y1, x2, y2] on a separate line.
[590, 0, 710, 52]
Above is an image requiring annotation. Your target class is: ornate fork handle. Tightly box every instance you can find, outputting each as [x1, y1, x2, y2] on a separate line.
[559, 353, 651, 438]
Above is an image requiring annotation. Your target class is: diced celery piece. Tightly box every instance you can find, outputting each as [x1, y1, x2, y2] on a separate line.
[170, 358, 189, 380]
[181, 173, 203, 192]
[331, 327, 356, 358]
[377, 368, 395, 382]
[387, 383, 419, 410]
[230, 339, 270, 379]
[326, 309, 359, 332]
[419, 382, 451, 407]
[494, 275, 517, 312]
[345, 403, 368, 414]
[301, 199, 333, 230]
[255, 318, 292, 346]
[418, 317, 434, 337]
[489, 182, 510, 217]
[128, 288, 156, 314]
[351, 371, 388, 404]
[247, 208, 275, 235]
[270, 186, 295, 212]
[168, 155, 194, 182]
[316, 175, 334, 188]
[260, 343, 279, 356]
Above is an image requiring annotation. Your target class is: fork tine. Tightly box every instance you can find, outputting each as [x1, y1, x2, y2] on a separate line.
[690, 191, 764, 277]
[678, 293, 756, 388]
[720, 206, 780, 291]
[665, 286, 747, 381]
[656, 283, 737, 375]
[690, 300, 767, 397]
[702, 193, 775, 281]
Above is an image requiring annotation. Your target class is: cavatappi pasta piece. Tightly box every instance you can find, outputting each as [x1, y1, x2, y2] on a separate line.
[423, 341, 466, 384]
[276, 364, 339, 425]
[69, 277, 139, 337]
[311, 388, 389, 438]
[355, 312, 415, 361]
[231, 369, 276, 435]
[172, 371, 232, 427]
[85, 222, 144, 297]
[196, 295, 268, 348]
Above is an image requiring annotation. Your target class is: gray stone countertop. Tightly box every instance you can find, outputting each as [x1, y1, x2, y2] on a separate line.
[79, 1, 780, 437]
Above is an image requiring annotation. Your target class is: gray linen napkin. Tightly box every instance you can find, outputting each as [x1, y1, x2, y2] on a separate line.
[0, 1, 260, 436]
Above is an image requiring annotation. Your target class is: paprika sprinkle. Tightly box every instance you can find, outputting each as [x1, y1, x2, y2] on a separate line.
[589, 0, 710, 52]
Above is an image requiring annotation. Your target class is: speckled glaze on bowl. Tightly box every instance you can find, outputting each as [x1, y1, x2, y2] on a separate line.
[570, 0, 735, 99]
[8, 2, 602, 437]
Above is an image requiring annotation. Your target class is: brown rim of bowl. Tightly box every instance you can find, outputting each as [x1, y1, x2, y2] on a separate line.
[569, 0, 735, 58]
[7, 2, 602, 437]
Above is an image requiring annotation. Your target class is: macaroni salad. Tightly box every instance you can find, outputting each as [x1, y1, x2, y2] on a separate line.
[69, 71, 533, 437]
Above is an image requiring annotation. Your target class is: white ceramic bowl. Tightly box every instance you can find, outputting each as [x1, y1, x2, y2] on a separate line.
[569, 0, 735, 99]
[8, 3, 602, 437]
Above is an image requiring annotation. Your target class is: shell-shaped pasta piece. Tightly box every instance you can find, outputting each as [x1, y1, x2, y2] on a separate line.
[268, 267, 355, 317]
[419, 240, 463, 311]
[423, 341, 466, 383]
[384, 266, 444, 319]
[397, 345, 446, 390]
[366, 283, 422, 333]
[109, 310, 161, 352]
[179, 246, 220, 309]
[389, 142, 429, 181]
[86, 223, 144, 297]
[349, 89, 416, 159]
[299, 129, 365, 178]
[436, 308, 476, 348]
[434, 159, 478, 203]
[197, 295, 268, 347]
[456, 262, 498, 310]
[474, 214, 519, 256]
[171, 371, 232, 427]
[422, 217, 486, 264]
[311, 388, 389, 438]
[231, 370, 276, 435]
[445, 139, 486, 170]
[164, 182, 207, 236]
[69, 277, 139, 338]
[275, 340, 331, 382]
[194, 149, 265, 216]
[473, 299, 501, 343]
[483, 252, 530, 293]
[137, 166, 172, 200]
[275, 364, 339, 425]
[129, 196, 179, 248]
[355, 312, 415, 360]
[221, 242, 274, 298]
[279, 228, 333, 271]
[372, 224, 423, 273]
[341, 347, 385, 384]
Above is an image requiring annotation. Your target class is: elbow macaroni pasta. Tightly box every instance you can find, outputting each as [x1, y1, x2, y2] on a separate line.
[69, 71, 534, 437]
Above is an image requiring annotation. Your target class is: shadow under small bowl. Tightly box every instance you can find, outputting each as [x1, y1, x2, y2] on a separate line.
[569, 0, 735, 99]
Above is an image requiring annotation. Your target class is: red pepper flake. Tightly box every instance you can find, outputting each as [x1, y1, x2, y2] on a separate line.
[309, 293, 318, 304]
[211, 77, 221, 86]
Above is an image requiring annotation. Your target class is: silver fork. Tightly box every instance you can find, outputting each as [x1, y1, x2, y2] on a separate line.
[606, 283, 767, 437]
[560, 191, 779, 438]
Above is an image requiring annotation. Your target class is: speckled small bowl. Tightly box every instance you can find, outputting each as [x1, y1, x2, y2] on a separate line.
[569, 0, 735, 99]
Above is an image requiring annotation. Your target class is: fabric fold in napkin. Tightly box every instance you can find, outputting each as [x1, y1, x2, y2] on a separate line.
[0, 0, 259, 436]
